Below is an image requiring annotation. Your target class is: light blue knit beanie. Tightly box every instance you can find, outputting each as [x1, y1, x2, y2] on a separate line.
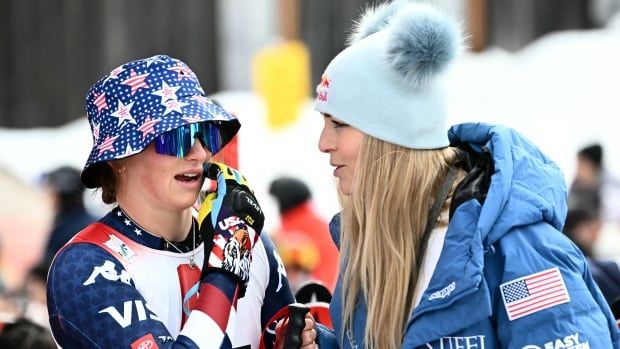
[314, 1, 462, 149]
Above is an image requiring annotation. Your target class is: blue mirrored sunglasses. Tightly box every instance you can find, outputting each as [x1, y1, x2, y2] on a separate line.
[154, 122, 222, 157]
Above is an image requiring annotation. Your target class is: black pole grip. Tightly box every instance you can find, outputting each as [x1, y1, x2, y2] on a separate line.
[283, 303, 310, 349]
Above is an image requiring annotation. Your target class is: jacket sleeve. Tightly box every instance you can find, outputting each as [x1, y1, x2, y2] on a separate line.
[316, 323, 339, 348]
[259, 233, 296, 348]
[47, 243, 237, 349]
[490, 222, 620, 348]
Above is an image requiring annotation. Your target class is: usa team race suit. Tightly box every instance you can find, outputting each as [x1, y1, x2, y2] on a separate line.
[47, 207, 295, 349]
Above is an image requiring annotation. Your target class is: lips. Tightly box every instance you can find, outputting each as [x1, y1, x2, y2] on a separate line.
[174, 169, 202, 183]
[332, 165, 344, 177]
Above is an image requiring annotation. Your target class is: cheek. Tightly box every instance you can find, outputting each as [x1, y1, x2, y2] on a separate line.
[342, 136, 362, 169]
[134, 160, 171, 198]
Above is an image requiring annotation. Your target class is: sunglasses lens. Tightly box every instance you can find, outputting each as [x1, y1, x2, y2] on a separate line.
[200, 122, 223, 154]
[154, 122, 223, 157]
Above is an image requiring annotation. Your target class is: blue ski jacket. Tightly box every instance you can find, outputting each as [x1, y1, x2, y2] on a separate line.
[326, 123, 620, 349]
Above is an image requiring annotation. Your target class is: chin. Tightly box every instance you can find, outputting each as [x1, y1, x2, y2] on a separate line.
[339, 183, 352, 196]
[177, 195, 200, 210]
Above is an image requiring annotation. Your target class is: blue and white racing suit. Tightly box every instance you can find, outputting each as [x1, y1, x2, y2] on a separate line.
[47, 207, 295, 348]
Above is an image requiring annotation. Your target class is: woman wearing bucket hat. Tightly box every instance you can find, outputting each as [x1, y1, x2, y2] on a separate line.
[46, 55, 318, 348]
[314, 1, 620, 348]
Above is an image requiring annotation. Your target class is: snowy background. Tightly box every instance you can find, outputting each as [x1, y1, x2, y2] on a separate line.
[1, 14, 620, 256]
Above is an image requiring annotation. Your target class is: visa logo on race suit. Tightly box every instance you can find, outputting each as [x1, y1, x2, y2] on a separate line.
[99, 300, 163, 328]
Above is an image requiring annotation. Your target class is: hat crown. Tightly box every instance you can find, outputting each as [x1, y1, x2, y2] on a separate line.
[81, 54, 239, 188]
[314, 1, 462, 150]
[85, 55, 205, 141]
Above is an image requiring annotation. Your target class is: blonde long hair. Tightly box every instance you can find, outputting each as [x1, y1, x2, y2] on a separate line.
[339, 136, 464, 349]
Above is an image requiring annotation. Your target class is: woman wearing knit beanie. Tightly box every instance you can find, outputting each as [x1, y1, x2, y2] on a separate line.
[314, 1, 620, 348]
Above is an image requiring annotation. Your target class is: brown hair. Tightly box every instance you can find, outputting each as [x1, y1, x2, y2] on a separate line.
[91, 163, 118, 204]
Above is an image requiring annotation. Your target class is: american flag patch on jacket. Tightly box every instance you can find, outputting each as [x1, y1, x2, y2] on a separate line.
[500, 267, 570, 321]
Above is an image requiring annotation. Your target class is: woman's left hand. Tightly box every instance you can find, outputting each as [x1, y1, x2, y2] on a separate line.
[274, 311, 318, 349]
[300, 312, 318, 348]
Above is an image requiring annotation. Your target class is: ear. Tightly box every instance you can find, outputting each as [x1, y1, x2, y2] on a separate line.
[108, 159, 127, 174]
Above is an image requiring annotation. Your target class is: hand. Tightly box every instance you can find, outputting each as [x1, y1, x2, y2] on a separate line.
[300, 313, 319, 349]
[197, 162, 264, 291]
[275, 310, 318, 349]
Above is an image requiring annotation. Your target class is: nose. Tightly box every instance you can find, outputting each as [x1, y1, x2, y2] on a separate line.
[186, 138, 210, 162]
[318, 124, 334, 153]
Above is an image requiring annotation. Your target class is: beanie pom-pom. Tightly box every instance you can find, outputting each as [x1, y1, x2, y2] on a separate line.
[347, 0, 412, 45]
[387, 4, 462, 88]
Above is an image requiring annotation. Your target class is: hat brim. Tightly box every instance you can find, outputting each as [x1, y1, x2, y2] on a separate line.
[81, 97, 241, 188]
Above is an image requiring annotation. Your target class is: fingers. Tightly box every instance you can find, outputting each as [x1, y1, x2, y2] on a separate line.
[204, 162, 224, 180]
[303, 312, 315, 331]
[197, 191, 217, 226]
[204, 162, 251, 192]
[300, 313, 318, 348]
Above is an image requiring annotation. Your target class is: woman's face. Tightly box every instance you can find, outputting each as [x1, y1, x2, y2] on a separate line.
[318, 114, 364, 195]
[116, 140, 211, 211]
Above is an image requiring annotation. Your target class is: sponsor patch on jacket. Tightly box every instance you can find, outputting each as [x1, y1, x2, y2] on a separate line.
[426, 335, 486, 348]
[131, 333, 159, 349]
[522, 332, 589, 349]
[104, 234, 136, 260]
[428, 281, 456, 301]
[500, 267, 570, 321]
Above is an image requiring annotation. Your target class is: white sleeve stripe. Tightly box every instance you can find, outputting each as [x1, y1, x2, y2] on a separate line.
[209, 254, 222, 267]
[180, 311, 224, 347]
[226, 307, 237, 339]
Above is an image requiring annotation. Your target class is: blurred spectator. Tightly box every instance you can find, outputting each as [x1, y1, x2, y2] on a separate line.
[269, 177, 338, 291]
[0, 167, 52, 293]
[40, 166, 96, 263]
[0, 318, 55, 349]
[273, 232, 320, 292]
[563, 197, 620, 307]
[0, 260, 52, 332]
[21, 261, 50, 328]
[569, 143, 620, 224]
[0, 167, 53, 333]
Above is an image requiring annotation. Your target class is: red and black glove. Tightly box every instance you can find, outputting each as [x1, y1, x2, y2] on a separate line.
[197, 162, 264, 294]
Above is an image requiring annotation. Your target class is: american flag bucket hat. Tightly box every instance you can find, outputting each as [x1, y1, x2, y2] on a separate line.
[81, 55, 240, 188]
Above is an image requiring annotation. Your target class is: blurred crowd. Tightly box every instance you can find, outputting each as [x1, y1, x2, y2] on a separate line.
[0, 166, 96, 347]
[2, 143, 620, 344]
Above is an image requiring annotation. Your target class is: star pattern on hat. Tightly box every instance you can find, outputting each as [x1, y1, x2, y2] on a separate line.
[83, 55, 237, 178]
[104, 65, 125, 84]
[152, 81, 180, 103]
[97, 135, 119, 156]
[93, 92, 108, 113]
[122, 70, 150, 95]
[93, 123, 100, 143]
[182, 114, 203, 123]
[162, 99, 188, 116]
[124, 143, 139, 157]
[169, 65, 194, 80]
[110, 100, 137, 127]
[136, 116, 161, 141]
[143, 55, 167, 67]
[192, 95, 213, 105]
